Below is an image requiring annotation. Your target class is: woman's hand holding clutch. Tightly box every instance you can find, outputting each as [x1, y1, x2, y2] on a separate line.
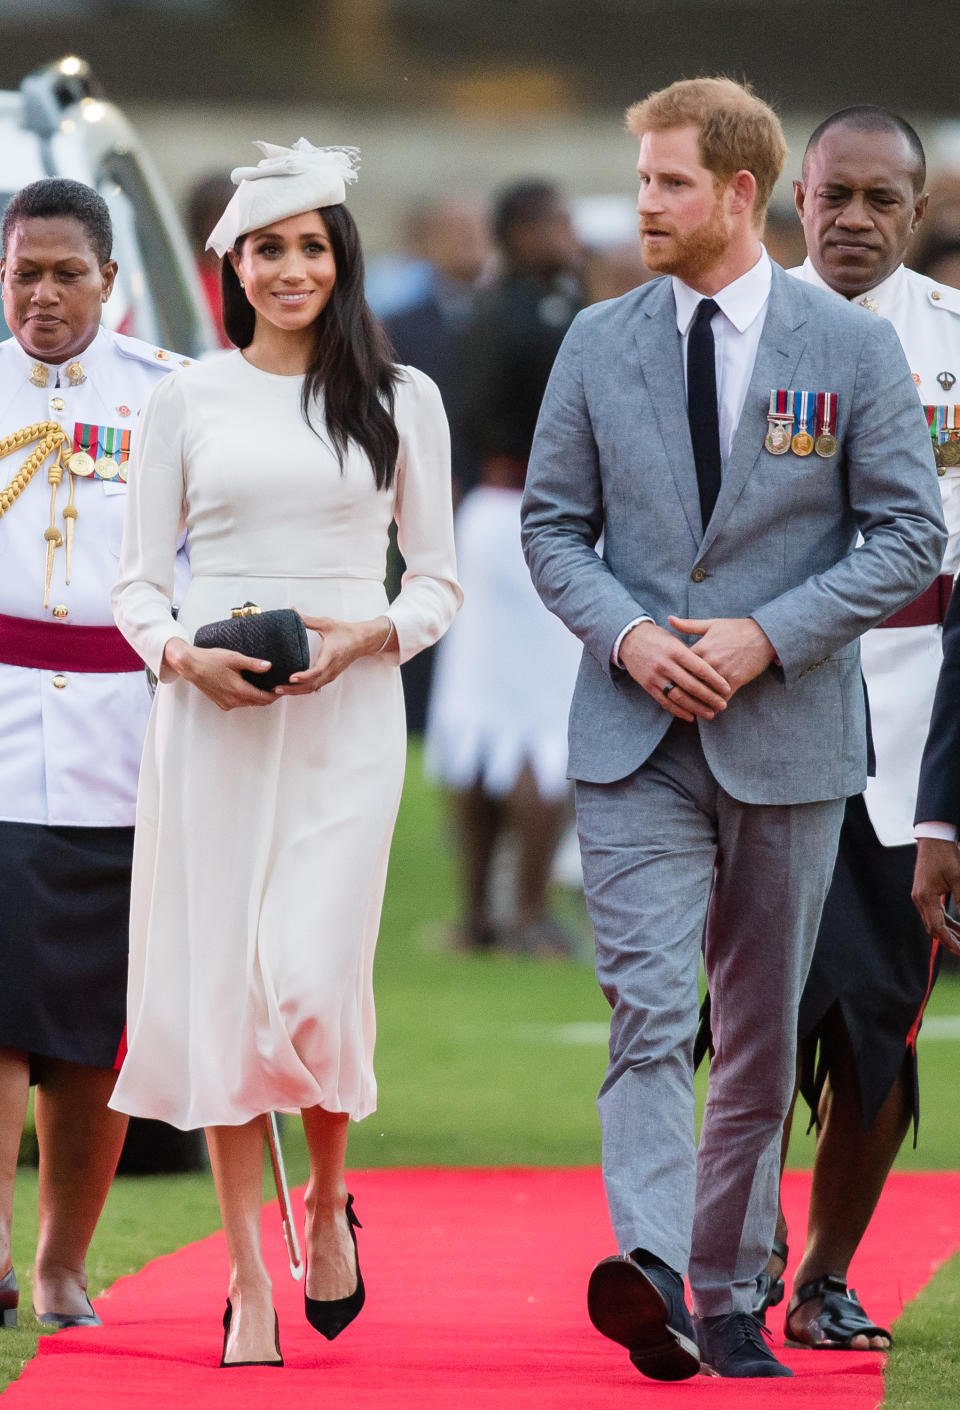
[275, 614, 395, 695]
[162, 638, 281, 711]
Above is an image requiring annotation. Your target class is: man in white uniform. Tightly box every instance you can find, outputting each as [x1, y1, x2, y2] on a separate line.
[0, 178, 190, 1329]
[750, 107, 960, 1351]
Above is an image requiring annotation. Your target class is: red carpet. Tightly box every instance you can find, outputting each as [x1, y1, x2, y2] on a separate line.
[4, 1169, 960, 1409]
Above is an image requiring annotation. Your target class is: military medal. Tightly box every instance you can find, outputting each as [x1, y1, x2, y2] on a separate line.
[69, 423, 96, 476]
[791, 390, 814, 456]
[765, 389, 794, 455]
[926, 406, 945, 472]
[941, 408, 960, 468]
[814, 391, 838, 457]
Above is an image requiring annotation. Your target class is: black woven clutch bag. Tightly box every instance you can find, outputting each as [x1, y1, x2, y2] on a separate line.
[194, 602, 310, 691]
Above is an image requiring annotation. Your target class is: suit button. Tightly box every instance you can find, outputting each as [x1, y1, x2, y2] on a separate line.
[690, 567, 708, 583]
[52, 604, 68, 619]
[52, 674, 67, 689]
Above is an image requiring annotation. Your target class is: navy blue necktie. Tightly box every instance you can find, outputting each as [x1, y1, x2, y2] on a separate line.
[687, 297, 721, 532]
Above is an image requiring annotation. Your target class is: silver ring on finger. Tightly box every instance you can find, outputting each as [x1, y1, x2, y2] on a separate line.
[662, 681, 677, 698]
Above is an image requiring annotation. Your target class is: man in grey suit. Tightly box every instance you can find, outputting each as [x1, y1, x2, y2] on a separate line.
[520, 76, 946, 1381]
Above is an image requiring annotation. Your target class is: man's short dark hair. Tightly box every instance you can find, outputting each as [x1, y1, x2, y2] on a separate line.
[491, 180, 560, 247]
[2, 178, 113, 264]
[803, 107, 926, 194]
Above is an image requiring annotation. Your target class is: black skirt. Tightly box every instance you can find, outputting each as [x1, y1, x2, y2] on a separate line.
[0, 820, 132, 1074]
[798, 793, 940, 1134]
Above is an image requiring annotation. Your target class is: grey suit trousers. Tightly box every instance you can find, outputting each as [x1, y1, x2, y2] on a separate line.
[577, 719, 844, 1317]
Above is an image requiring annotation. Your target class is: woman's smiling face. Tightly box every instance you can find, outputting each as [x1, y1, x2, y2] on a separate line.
[230, 210, 337, 332]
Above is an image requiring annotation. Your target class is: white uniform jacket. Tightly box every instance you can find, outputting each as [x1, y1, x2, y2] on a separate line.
[793, 260, 960, 844]
[0, 327, 193, 826]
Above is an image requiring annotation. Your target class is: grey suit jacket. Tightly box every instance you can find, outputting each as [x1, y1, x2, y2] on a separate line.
[520, 263, 947, 804]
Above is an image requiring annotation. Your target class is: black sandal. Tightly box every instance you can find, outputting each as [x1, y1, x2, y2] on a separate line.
[752, 1238, 788, 1325]
[784, 1274, 892, 1350]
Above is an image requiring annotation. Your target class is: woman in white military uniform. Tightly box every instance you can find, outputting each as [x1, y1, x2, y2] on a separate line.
[0, 179, 189, 1331]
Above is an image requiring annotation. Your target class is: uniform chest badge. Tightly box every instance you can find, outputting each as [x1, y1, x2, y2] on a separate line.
[937, 371, 957, 392]
[117, 405, 131, 417]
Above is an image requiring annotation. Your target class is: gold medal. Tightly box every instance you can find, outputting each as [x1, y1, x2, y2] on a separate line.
[68, 450, 95, 476]
[792, 430, 814, 456]
[815, 433, 838, 458]
[118, 460, 128, 483]
[94, 456, 117, 479]
[814, 391, 838, 457]
[940, 438, 960, 468]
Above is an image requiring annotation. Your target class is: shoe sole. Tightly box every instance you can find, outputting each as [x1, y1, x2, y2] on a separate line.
[588, 1257, 700, 1382]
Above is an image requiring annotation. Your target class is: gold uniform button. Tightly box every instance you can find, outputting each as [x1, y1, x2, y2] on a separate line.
[52, 674, 67, 689]
[691, 566, 708, 584]
[52, 604, 68, 619]
[932, 290, 943, 301]
[938, 465, 947, 477]
[50, 395, 66, 412]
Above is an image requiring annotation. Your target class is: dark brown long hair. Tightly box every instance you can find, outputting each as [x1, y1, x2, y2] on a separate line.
[221, 204, 400, 490]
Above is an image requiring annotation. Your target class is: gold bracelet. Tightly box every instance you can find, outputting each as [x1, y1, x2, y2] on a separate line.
[374, 619, 394, 654]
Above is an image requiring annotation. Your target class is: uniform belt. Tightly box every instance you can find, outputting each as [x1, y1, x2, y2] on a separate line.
[877, 574, 953, 630]
[0, 612, 144, 672]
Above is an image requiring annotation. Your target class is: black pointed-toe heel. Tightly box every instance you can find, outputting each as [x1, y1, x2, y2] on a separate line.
[304, 1193, 365, 1340]
[0, 1268, 18, 1330]
[219, 1298, 283, 1368]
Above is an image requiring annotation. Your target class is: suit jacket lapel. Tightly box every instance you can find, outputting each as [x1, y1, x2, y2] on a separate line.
[696, 264, 808, 560]
[635, 280, 702, 548]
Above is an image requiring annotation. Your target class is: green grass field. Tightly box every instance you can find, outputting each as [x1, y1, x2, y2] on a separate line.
[3, 743, 959, 1402]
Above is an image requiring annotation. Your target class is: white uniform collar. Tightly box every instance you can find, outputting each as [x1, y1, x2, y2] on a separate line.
[673, 248, 772, 336]
[797, 256, 907, 314]
[8, 325, 110, 386]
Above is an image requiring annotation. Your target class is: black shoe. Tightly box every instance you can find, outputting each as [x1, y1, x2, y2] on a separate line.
[35, 1293, 101, 1330]
[0, 1268, 18, 1329]
[694, 1310, 793, 1378]
[304, 1193, 365, 1340]
[587, 1253, 700, 1381]
[219, 1298, 283, 1368]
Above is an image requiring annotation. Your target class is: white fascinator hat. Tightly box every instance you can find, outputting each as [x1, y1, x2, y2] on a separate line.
[206, 138, 361, 259]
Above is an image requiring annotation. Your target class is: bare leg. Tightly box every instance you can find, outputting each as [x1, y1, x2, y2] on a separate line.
[452, 783, 505, 946]
[33, 1060, 128, 1318]
[0, 1048, 30, 1278]
[205, 1120, 280, 1364]
[300, 1106, 357, 1301]
[507, 766, 569, 930]
[787, 1014, 908, 1350]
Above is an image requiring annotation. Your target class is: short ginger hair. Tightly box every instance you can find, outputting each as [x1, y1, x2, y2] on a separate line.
[626, 77, 787, 225]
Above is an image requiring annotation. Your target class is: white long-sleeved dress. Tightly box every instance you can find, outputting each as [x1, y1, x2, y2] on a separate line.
[110, 353, 461, 1129]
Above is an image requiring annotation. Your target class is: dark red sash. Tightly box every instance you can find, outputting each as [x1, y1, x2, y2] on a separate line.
[878, 574, 953, 630]
[0, 611, 144, 672]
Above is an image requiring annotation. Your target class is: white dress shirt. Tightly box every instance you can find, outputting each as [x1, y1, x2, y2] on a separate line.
[613, 249, 772, 664]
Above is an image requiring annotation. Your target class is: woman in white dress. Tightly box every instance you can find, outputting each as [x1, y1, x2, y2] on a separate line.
[110, 142, 460, 1367]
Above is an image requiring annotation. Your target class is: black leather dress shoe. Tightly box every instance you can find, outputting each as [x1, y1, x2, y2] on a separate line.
[587, 1254, 700, 1381]
[694, 1311, 793, 1377]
